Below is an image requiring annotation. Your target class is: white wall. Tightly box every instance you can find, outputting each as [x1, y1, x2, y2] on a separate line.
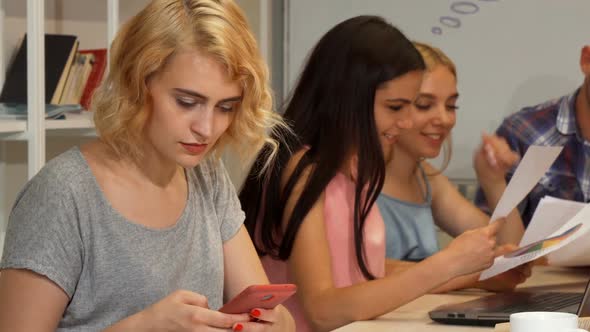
[285, 0, 590, 179]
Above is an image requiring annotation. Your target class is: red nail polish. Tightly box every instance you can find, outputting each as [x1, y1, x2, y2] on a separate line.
[251, 309, 261, 317]
[234, 323, 244, 331]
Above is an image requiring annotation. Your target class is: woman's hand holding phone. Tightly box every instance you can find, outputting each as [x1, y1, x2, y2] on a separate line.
[230, 307, 288, 331]
[131, 290, 250, 332]
[221, 284, 297, 331]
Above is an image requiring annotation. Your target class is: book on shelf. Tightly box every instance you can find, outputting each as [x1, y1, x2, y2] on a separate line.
[79, 48, 107, 110]
[0, 34, 79, 105]
[0, 103, 82, 120]
[60, 53, 94, 105]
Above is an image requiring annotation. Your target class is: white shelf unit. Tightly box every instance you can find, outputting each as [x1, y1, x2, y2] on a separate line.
[0, 113, 95, 140]
[0, 119, 25, 134]
[0, 0, 121, 142]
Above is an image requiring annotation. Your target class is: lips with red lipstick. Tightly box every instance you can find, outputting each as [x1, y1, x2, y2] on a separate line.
[180, 142, 208, 154]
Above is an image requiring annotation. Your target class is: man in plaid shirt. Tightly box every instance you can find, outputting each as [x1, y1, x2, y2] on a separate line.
[475, 45, 590, 228]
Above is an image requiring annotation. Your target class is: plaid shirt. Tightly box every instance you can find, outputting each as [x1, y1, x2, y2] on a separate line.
[475, 89, 590, 227]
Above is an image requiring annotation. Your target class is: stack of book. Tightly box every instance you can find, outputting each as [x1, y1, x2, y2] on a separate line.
[0, 34, 107, 119]
[0, 103, 82, 120]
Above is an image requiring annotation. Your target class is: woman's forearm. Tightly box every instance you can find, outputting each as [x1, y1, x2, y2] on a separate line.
[303, 251, 462, 332]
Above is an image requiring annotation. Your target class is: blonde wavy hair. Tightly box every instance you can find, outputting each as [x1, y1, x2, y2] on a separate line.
[92, 0, 285, 167]
[413, 42, 457, 173]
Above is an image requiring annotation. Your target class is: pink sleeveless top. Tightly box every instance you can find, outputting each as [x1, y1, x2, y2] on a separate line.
[262, 173, 385, 332]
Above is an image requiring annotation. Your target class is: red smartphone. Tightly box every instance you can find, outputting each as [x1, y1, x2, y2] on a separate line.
[219, 283, 297, 314]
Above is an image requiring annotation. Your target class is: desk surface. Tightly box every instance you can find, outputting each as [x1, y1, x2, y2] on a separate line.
[333, 266, 590, 332]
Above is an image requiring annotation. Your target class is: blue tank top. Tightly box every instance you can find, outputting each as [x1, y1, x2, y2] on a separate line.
[377, 167, 440, 261]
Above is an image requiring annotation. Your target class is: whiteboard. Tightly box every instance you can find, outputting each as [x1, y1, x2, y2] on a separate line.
[285, 0, 590, 179]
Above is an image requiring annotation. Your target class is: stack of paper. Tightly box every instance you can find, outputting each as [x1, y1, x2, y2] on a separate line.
[524, 197, 590, 267]
[479, 146, 590, 280]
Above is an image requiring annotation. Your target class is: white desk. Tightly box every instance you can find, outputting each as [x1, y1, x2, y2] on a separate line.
[333, 266, 590, 332]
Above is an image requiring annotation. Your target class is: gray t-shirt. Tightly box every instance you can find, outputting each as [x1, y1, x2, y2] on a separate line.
[0, 147, 244, 331]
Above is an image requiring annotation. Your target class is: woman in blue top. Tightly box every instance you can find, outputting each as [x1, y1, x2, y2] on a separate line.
[379, 42, 531, 292]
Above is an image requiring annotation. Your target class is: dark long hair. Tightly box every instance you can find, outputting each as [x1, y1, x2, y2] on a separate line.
[239, 16, 425, 280]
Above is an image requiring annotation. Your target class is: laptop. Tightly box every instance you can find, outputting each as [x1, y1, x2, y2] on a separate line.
[429, 277, 590, 326]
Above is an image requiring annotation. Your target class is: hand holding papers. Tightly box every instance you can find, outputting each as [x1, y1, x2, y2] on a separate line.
[526, 197, 590, 267]
[479, 145, 567, 280]
[520, 196, 586, 248]
[480, 202, 590, 280]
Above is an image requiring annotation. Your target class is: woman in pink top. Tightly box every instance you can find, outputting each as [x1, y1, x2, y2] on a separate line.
[240, 16, 503, 332]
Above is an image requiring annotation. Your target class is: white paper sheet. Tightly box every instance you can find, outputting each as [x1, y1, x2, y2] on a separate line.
[489, 146, 563, 223]
[520, 196, 586, 246]
[519, 196, 590, 267]
[549, 240, 590, 266]
[480, 202, 590, 280]
[547, 201, 590, 266]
